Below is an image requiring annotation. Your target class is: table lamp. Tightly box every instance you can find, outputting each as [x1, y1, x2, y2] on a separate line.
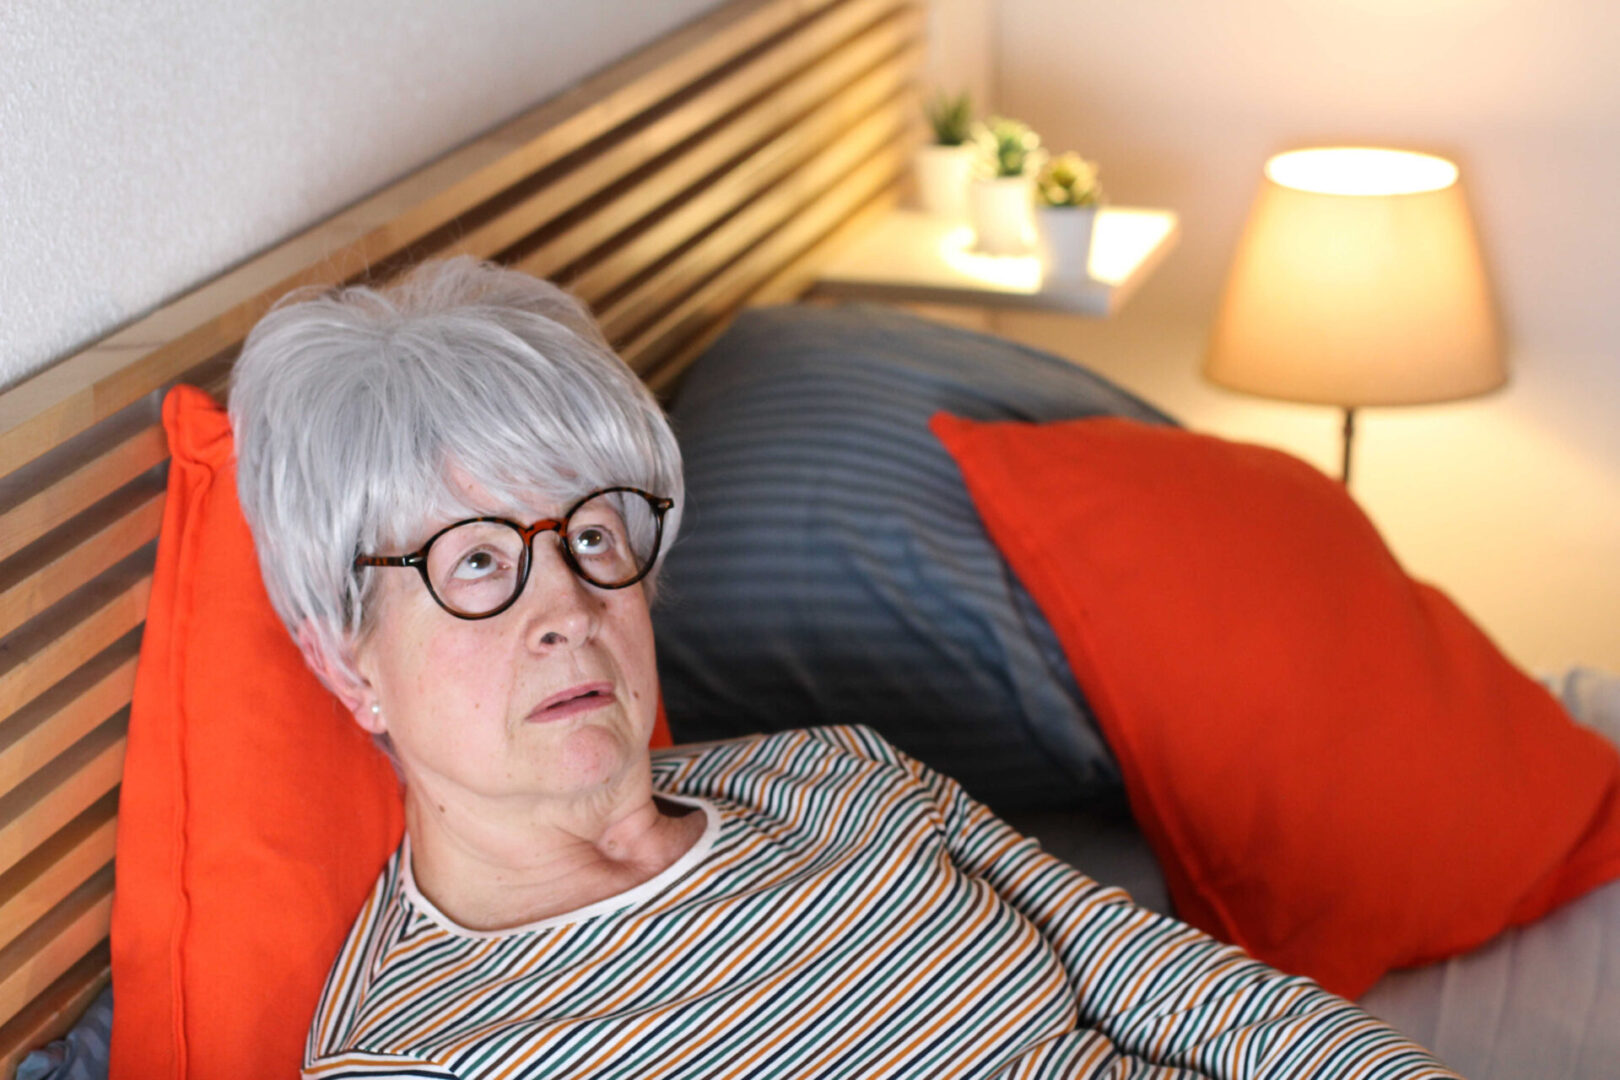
[1204, 147, 1504, 484]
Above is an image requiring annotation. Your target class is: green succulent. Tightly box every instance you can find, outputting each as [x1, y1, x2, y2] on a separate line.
[971, 116, 1043, 179]
[924, 89, 974, 147]
[1037, 152, 1103, 208]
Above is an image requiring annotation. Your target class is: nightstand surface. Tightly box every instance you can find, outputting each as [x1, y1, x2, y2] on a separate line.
[814, 207, 1179, 316]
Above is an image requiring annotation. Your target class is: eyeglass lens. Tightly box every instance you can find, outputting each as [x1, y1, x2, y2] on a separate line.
[423, 490, 661, 616]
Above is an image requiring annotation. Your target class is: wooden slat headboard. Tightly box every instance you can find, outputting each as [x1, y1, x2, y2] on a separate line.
[0, 0, 924, 1064]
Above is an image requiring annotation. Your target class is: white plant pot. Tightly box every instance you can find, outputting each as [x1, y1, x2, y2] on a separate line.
[969, 175, 1035, 256]
[1035, 205, 1099, 284]
[913, 143, 975, 219]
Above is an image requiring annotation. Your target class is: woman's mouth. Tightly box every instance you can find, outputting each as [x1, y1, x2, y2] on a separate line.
[527, 682, 615, 722]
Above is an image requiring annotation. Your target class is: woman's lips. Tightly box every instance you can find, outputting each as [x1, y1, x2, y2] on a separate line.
[528, 681, 615, 722]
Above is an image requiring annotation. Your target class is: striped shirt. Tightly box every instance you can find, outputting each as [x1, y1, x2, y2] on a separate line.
[305, 726, 1456, 1079]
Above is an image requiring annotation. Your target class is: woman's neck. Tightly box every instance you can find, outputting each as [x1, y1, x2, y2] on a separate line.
[402, 776, 707, 932]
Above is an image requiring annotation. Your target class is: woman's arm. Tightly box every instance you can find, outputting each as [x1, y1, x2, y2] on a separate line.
[918, 756, 1459, 1079]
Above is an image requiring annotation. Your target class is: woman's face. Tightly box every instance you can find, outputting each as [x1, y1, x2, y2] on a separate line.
[350, 483, 660, 810]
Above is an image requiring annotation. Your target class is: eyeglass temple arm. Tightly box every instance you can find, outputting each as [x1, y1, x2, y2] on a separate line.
[354, 554, 424, 569]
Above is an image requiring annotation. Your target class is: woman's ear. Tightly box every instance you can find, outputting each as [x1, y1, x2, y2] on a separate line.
[294, 622, 383, 734]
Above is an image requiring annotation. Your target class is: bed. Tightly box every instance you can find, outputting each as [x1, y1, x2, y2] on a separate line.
[1, 0, 1616, 1077]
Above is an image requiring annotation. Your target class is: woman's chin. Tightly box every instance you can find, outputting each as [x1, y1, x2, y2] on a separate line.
[549, 714, 645, 791]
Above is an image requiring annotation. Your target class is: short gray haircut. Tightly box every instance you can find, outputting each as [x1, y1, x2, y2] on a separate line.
[229, 257, 684, 685]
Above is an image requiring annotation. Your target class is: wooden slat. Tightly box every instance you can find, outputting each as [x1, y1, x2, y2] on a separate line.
[0, 550, 152, 722]
[0, 866, 113, 1036]
[446, 0, 913, 267]
[513, 8, 919, 288]
[598, 102, 916, 344]
[557, 34, 923, 301]
[0, 405, 166, 566]
[0, 794, 117, 956]
[627, 132, 915, 378]
[0, 944, 108, 1079]
[748, 190, 904, 310]
[0, 632, 139, 796]
[633, 173, 902, 381]
[0, 717, 125, 876]
[0, 479, 165, 643]
[0, 0, 871, 477]
[646, 183, 902, 395]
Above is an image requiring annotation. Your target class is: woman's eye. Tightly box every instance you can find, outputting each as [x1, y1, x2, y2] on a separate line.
[452, 549, 502, 579]
[570, 526, 615, 557]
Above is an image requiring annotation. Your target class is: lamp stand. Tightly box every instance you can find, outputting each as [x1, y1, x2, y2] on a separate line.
[1340, 406, 1356, 486]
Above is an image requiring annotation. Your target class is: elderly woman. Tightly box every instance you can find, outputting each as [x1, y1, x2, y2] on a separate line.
[230, 258, 1453, 1079]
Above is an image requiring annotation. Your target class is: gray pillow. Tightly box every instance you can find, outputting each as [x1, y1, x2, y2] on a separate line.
[653, 303, 1174, 812]
[16, 985, 111, 1080]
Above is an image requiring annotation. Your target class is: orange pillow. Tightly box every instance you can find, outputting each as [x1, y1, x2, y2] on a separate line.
[931, 413, 1620, 998]
[112, 386, 671, 1080]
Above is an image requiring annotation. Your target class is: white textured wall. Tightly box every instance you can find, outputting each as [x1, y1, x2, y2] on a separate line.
[989, 0, 1620, 671]
[0, 0, 726, 389]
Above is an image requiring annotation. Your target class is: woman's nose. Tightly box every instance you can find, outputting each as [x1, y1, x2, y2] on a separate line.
[518, 538, 599, 650]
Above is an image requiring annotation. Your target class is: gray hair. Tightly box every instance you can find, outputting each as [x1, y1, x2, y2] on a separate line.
[229, 256, 684, 685]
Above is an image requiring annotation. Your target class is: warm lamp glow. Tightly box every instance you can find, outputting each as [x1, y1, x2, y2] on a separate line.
[1206, 147, 1503, 410]
[1266, 148, 1458, 197]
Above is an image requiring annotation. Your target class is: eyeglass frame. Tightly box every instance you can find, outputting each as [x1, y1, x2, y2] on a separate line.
[352, 485, 675, 621]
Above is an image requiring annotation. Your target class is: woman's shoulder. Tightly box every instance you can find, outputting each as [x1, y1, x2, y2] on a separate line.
[650, 725, 933, 806]
[652, 724, 909, 771]
[651, 726, 949, 867]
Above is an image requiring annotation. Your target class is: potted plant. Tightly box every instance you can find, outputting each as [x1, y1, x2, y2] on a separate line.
[914, 90, 975, 219]
[1034, 152, 1104, 283]
[968, 116, 1044, 255]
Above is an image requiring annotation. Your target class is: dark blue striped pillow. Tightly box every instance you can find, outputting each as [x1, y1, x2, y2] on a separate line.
[653, 304, 1174, 812]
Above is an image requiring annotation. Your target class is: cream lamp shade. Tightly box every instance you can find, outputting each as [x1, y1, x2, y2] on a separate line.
[1206, 148, 1504, 409]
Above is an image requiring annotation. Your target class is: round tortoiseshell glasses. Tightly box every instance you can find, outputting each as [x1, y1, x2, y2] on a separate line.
[353, 486, 674, 620]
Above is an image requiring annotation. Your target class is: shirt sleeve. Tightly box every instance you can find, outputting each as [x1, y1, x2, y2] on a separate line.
[912, 755, 1461, 1080]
